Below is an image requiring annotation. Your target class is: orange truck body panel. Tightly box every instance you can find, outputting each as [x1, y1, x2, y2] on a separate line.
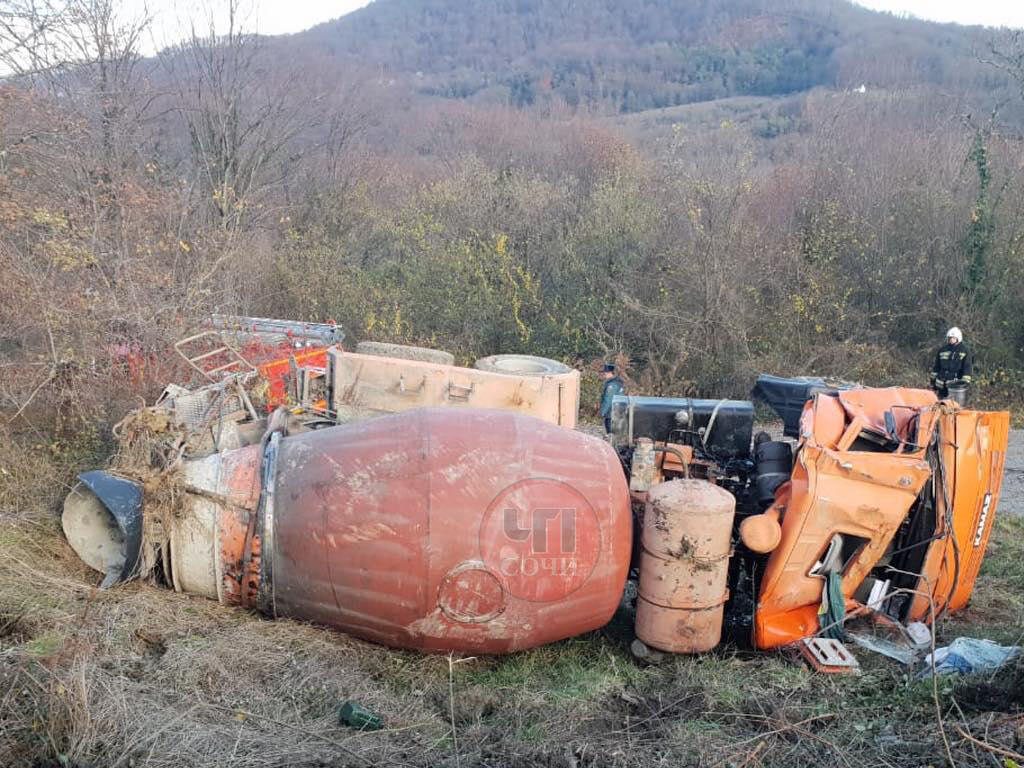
[754, 388, 1009, 649]
[257, 347, 328, 409]
[906, 409, 1009, 621]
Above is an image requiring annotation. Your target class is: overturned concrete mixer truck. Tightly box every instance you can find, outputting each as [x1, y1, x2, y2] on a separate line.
[60, 326, 1009, 656]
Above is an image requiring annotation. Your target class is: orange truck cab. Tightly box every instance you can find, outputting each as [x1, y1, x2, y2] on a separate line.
[750, 386, 1009, 648]
[612, 376, 1009, 653]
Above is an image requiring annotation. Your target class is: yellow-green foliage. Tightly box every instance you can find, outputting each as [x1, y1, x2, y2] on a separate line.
[261, 132, 1024, 403]
[269, 162, 624, 363]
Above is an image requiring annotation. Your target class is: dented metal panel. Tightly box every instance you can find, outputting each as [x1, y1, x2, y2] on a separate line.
[753, 388, 1010, 650]
[755, 394, 936, 648]
[328, 350, 580, 428]
[905, 409, 1010, 621]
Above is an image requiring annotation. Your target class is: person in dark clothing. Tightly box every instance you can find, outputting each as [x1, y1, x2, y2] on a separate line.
[600, 364, 625, 434]
[930, 327, 973, 400]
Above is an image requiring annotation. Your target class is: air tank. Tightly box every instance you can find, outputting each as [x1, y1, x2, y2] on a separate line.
[635, 480, 736, 653]
[753, 440, 793, 506]
[62, 408, 633, 654]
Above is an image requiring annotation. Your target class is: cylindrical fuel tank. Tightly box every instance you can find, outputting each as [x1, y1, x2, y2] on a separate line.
[267, 408, 632, 654]
[635, 480, 735, 653]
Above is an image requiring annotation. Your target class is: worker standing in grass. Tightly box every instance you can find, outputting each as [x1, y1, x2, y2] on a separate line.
[930, 327, 973, 402]
[600, 363, 625, 434]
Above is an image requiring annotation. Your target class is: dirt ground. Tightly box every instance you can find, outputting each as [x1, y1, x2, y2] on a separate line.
[0, 428, 1022, 768]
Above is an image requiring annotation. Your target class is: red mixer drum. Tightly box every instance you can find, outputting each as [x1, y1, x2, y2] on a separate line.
[266, 408, 632, 653]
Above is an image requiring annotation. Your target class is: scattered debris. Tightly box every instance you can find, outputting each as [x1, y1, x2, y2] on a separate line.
[922, 638, 1021, 677]
[797, 637, 861, 675]
[338, 700, 383, 731]
[848, 631, 923, 665]
[906, 621, 932, 646]
[846, 619, 932, 665]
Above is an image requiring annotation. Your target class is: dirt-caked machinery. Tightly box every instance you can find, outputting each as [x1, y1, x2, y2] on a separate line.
[60, 319, 1009, 661]
[610, 377, 1008, 658]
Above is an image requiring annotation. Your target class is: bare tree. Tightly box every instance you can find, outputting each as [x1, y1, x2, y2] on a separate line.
[161, 0, 319, 234]
[0, 0, 65, 76]
[983, 30, 1024, 102]
[0, 0, 152, 175]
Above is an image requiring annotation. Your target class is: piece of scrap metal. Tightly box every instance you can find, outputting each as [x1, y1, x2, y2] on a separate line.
[798, 637, 861, 675]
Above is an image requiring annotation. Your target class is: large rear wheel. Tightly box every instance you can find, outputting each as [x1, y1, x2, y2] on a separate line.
[474, 354, 572, 376]
[355, 341, 455, 366]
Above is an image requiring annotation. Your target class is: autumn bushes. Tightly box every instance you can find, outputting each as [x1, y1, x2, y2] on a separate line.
[3, 34, 1024, 476]
[257, 92, 1024, 408]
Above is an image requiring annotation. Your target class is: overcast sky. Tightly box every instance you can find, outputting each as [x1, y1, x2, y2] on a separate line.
[854, 0, 1024, 28]
[218, 0, 372, 36]
[134, 0, 371, 51]
[129, 0, 1023, 51]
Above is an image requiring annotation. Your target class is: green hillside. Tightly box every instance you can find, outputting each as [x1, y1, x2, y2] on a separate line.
[300, 0, 1011, 114]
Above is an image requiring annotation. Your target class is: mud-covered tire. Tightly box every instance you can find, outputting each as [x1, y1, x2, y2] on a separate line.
[474, 354, 572, 376]
[355, 341, 455, 366]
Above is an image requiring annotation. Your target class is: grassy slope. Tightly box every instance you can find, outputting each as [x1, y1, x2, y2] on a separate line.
[607, 94, 800, 149]
[0, 508, 1021, 768]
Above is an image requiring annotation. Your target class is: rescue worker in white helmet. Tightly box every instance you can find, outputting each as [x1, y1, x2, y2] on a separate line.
[930, 327, 973, 400]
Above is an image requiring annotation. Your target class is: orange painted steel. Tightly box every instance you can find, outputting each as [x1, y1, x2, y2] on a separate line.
[739, 503, 783, 554]
[754, 388, 1010, 649]
[635, 480, 735, 653]
[905, 409, 1009, 621]
[265, 408, 631, 653]
[835, 387, 938, 437]
[655, 442, 694, 475]
[210, 447, 263, 608]
[258, 347, 328, 409]
[177, 409, 632, 653]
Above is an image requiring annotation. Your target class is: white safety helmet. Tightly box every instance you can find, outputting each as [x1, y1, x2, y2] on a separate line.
[946, 327, 963, 343]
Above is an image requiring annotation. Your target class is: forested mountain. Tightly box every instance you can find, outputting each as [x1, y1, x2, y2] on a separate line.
[299, 0, 1012, 114]
[3, 0, 1024, 515]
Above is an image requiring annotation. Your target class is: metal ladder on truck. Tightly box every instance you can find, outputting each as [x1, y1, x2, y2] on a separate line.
[209, 315, 345, 347]
[175, 315, 345, 382]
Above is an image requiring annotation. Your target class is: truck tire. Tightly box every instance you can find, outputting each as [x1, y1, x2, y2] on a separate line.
[354, 342, 455, 366]
[474, 354, 572, 376]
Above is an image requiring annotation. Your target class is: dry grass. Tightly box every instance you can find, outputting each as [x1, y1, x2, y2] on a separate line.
[1, 441, 1023, 767]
